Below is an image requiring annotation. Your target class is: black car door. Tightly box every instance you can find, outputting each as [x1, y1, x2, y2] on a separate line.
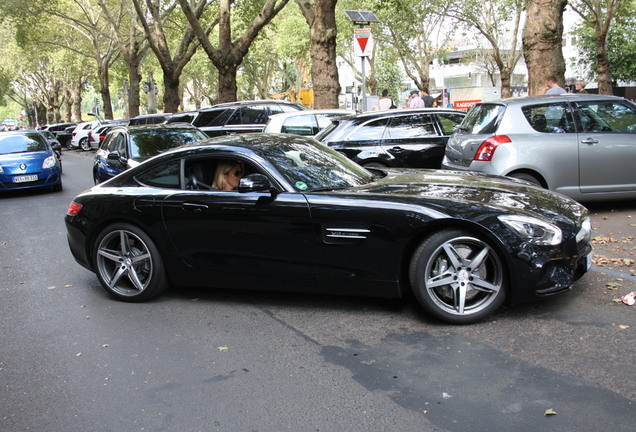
[383, 113, 447, 168]
[160, 157, 316, 287]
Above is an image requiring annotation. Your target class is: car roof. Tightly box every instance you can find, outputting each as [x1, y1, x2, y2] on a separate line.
[267, 109, 354, 120]
[199, 100, 306, 111]
[107, 123, 203, 134]
[333, 108, 465, 123]
[478, 94, 629, 106]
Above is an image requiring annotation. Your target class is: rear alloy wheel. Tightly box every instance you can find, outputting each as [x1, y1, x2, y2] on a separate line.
[94, 223, 168, 301]
[80, 137, 91, 151]
[410, 229, 506, 324]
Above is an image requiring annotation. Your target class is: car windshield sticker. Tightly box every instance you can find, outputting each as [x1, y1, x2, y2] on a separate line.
[295, 181, 308, 190]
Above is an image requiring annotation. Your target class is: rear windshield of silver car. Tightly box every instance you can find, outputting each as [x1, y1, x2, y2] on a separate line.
[459, 104, 506, 134]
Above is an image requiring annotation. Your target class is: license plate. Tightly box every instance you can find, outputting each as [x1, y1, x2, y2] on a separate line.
[13, 175, 38, 183]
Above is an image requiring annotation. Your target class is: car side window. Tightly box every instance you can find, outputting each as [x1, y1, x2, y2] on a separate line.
[386, 114, 436, 139]
[347, 118, 389, 141]
[521, 103, 575, 133]
[182, 157, 260, 191]
[281, 115, 318, 135]
[576, 101, 636, 133]
[115, 134, 128, 159]
[437, 113, 466, 135]
[239, 106, 269, 125]
[107, 133, 127, 156]
[195, 109, 232, 127]
[135, 160, 181, 189]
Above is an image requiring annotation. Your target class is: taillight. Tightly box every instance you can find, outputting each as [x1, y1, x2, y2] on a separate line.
[72, 132, 76, 136]
[67, 201, 83, 216]
[474, 135, 511, 161]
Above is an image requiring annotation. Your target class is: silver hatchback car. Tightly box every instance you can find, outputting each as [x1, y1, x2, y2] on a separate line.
[442, 94, 636, 202]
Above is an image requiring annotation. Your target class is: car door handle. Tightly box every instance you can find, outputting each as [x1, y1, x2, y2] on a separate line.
[390, 147, 404, 152]
[581, 138, 598, 145]
[182, 202, 208, 212]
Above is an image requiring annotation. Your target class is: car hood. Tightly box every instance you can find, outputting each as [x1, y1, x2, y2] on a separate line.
[0, 151, 51, 168]
[351, 168, 587, 222]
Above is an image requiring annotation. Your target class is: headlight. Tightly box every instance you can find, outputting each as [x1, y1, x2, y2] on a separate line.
[0, 165, 3, 173]
[43, 155, 57, 169]
[498, 214, 562, 246]
[576, 217, 592, 243]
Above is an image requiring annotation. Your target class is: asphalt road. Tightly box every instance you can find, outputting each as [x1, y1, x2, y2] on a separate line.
[1, 150, 634, 432]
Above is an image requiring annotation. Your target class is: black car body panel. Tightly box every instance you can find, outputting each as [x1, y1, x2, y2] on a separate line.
[66, 134, 592, 322]
[316, 109, 466, 168]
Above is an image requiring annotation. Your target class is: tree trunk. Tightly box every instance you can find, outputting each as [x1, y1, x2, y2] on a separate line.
[162, 69, 181, 113]
[128, 57, 142, 118]
[98, 63, 114, 120]
[71, 77, 83, 122]
[500, 66, 513, 98]
[307, 0, 340, 108]
[522, 0, 567, 95]
[218, 64, 239, 103]
[596, 35, 613, 94]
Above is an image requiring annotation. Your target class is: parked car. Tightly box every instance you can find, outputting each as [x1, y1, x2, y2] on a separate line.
[128, 113, 170, 126]
[87, 120, 129, 150]
[315, 108, 466, 168]
[170, 100, 305, 137]
[0, 130, 62, 192]
[69, 121, 100, 151]
[66, 133, 592, 324]
[40, 130, 63, 173]
[92, 123, 207, 184]
[263, 109, 354, 136]
[442, 94, 636, 202]
[41, 122, 76, 140]
[57, 125, 77, 148]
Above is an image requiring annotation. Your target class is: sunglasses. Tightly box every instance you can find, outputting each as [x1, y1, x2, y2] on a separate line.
[226, 170, 243, 177]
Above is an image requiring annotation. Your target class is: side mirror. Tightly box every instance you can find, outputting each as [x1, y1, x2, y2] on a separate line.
[238, 173, 271, 192]
[107, 151, 122, 161]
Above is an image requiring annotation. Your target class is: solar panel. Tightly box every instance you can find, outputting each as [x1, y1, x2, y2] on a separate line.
[344, 10, 380, 23]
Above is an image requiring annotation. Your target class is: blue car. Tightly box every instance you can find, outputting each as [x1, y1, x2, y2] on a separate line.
[93, 124, 207, 184]
[0, 131, 62, 192]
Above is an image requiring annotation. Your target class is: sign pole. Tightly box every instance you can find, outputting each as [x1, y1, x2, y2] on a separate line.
[361, 55, 367, 112]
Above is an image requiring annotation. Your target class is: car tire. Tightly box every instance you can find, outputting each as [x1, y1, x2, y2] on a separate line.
[80, 137, 91, 151]
[362, 161, 387, 169]
[509, 172, 542, 187]
[93, 223, 168, 302]
[409, 229, 507, 324]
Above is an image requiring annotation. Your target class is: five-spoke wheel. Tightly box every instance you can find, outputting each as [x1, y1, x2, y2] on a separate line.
[94, 223, 167, 301]
[410, 229, 507, 324]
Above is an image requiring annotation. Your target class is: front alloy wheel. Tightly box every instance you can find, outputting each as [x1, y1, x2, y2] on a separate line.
[94, 223, 168, 301]
[410, 229, 506, 324]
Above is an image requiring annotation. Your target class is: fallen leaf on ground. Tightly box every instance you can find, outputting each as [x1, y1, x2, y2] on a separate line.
[544, 409, 557, 416]
[217, 346, 228, 351]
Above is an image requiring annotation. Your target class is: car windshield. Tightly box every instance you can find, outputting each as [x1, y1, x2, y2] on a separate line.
[258, 139, 374, 191]
[131, 129, 208, 159]
[0, 133, 48, 154]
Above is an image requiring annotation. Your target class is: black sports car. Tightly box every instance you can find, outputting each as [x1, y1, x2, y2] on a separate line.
[65, 134, 592, 324]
